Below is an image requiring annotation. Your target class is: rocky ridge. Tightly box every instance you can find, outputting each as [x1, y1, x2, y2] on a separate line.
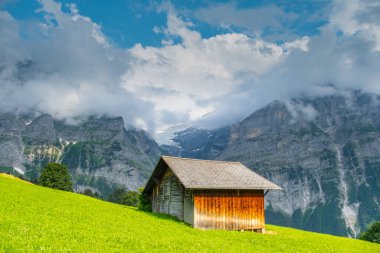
[0, 114, 161, 196]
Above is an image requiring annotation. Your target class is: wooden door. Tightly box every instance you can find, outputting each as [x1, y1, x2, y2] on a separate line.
[184, 190, 194, 225]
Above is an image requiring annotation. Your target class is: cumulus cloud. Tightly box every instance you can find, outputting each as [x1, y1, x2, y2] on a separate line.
[0, 0, 154, 129]
[1, 0, 380, 143]
[330, 0, 380, 51]
[189, 0, 380, 127]
[122, 6, 309, 137]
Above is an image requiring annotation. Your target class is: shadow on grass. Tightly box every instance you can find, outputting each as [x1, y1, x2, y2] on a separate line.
[137, 209, 192, 227]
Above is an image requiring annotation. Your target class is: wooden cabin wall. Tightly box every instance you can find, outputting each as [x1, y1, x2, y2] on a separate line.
[152, 168, 184, 220]
[193, 190, 264, 230]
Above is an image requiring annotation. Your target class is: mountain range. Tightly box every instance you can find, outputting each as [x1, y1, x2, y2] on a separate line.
[163, 91, 380, 237]
[0, 114, 161, 195]
[1, 91, 379, 237]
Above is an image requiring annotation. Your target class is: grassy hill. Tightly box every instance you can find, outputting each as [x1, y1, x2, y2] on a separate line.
[0, 174, 379, 253]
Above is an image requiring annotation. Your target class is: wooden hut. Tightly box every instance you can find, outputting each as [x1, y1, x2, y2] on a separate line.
[142, 156, 281, 231]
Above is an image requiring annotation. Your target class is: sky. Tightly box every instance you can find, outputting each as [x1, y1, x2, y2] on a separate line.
[1, 0, 380, 143]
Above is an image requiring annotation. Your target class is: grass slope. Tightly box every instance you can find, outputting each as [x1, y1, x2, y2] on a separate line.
[0, 174, 379, 253]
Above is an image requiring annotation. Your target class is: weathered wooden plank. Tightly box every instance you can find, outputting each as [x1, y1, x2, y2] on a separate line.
[151, 167, 185, 220]
[193, 190, 264, 230]
[184, 189, 194, 225]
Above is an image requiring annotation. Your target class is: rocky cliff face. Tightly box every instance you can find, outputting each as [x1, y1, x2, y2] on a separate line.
[161, 127, 230, 159]
[0, 114, 161, 196]
[168, 92, 380, 237]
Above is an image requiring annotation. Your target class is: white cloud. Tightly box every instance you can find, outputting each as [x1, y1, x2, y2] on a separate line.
[122, 8, 309, 140]
[0, 0, 154, 129]
[1, 0, 380, 144]
[330, 0, 380, 51]
[286, 101, 318, 122]
[0, 11, 24, 64]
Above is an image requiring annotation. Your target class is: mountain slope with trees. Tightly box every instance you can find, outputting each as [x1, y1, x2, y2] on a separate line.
[0, 114, 162, 197]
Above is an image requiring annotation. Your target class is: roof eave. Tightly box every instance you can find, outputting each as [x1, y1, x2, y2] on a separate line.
[184, 186, 283, 190]
[141, 157, 165, 195]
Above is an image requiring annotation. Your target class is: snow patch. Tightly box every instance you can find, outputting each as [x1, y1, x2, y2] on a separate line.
[315, 174, 325, 202]
[13, 167, 25, 175]
[335, 145, 359, 238]
[59, 138, 77, 146]
[342, 203, 360, 237]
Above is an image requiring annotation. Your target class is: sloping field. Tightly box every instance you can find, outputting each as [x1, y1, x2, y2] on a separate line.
[0, 174, 379, 252]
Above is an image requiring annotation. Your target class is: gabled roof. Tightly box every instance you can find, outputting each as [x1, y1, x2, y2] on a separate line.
[143, 156, 281, 194]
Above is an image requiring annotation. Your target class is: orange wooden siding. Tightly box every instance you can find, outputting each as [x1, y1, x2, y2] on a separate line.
[193, 190, 264, 230]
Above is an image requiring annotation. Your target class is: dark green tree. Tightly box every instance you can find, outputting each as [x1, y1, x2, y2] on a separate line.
[360, 221, 380, 244]
[137, 187, 151, 212]
[108, 188, 126, 204]
[108, 187, 141, 207]
[39, 163, 73, 192]
[122, 190, 139, 207]
[80, 188, 100, 199]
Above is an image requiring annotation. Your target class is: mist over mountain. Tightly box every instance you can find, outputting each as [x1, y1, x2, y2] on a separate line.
[1, 1, 380, 142]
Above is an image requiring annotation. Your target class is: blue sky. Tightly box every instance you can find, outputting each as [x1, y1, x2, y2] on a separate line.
[3, 0, 330, 47]
[1, 0, 380, 143]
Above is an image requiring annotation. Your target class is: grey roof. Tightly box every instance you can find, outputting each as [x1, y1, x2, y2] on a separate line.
[143, 156, 281, 194]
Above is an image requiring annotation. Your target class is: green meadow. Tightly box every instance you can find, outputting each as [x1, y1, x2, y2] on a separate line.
[0, 174, 379, 252]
